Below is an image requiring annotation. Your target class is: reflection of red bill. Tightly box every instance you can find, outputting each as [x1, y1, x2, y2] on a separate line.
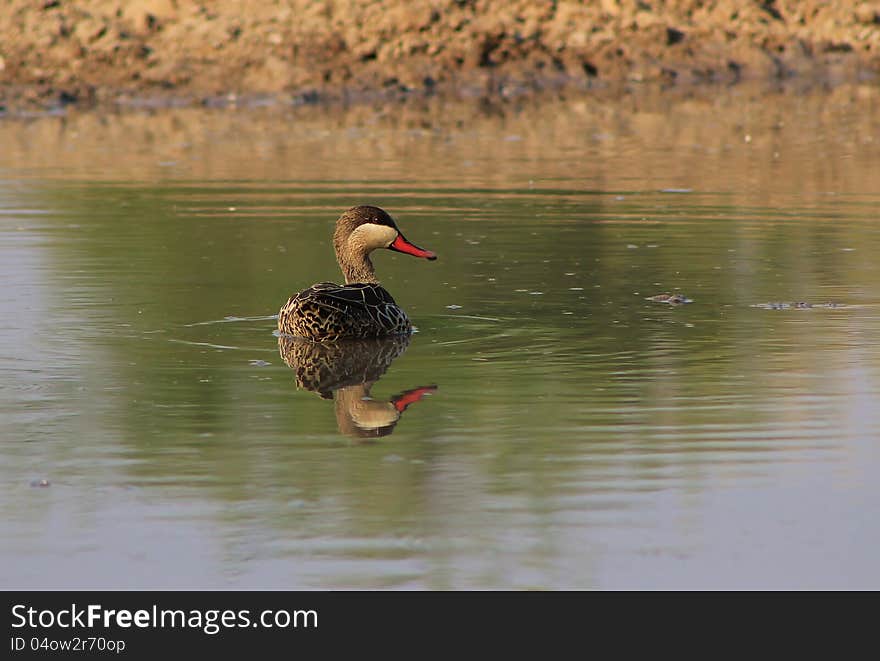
[389, 234, 437, 260]
[392, 385, 438, 413]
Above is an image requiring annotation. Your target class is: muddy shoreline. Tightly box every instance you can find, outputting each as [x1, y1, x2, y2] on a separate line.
[1, 1, 879, 114]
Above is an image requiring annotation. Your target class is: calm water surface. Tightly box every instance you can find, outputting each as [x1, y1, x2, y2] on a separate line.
[1, 84, 879, 588]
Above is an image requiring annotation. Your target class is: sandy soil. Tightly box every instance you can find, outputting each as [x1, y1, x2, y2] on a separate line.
[1, 1, 879, 112]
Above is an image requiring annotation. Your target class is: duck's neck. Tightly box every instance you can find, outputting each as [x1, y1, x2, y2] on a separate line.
[339, 251, 378, 285]
[334, 227, 381, 285]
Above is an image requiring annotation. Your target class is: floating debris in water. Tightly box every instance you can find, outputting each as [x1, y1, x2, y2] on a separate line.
[446, 304, 463, 310]
[751, 302, 845, 310]
[249, 359, 271, 367]
[30, 479, 50, 488]
[646, 293, 693, 305]
[661, 188, 693, 194]
[529, 291, 544, 295]
[627, 244, 639, 249]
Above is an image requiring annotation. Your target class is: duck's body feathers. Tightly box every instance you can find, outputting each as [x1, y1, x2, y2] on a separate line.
[278, 282, 411, 342]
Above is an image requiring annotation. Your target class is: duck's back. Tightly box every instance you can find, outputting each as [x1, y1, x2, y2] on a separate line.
[278, 282, 412, 341]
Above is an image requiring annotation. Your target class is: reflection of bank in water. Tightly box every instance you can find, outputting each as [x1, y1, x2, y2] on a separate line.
[278, 334, 436, 439]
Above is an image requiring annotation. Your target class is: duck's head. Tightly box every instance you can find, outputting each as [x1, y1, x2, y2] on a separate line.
[334, 205, 437, 264]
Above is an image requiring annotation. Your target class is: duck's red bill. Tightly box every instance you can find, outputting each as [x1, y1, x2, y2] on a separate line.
[389, 233, 437, 260]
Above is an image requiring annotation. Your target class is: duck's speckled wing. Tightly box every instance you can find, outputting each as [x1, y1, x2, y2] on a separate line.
[278, 282, 412, 341]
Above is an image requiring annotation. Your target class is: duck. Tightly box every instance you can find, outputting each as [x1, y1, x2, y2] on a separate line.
[278, 205, 437, 341]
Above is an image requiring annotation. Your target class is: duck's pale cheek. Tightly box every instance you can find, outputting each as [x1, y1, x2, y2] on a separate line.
[350, 223, 398, 251]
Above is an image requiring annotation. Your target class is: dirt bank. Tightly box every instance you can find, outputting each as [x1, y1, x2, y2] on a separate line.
[1, 1, 879, 112]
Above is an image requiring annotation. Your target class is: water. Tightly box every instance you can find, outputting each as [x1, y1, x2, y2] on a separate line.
[1, 83, 879, 589]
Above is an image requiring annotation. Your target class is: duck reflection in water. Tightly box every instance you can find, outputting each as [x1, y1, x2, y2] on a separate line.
[278, 334, 436, 439]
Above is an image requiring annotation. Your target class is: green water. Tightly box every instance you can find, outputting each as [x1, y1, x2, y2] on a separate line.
[1, 85, 879, 588]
